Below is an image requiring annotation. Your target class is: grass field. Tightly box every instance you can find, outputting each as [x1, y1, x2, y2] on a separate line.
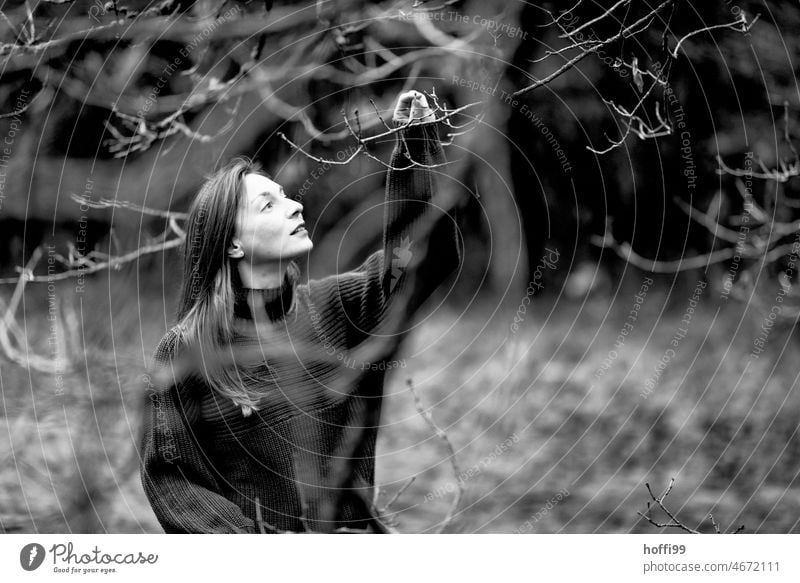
[2, 257, 799, 534]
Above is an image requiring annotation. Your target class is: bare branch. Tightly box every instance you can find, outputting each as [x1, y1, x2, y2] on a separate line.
[0, 197, 186, 285]
[103, 95, 241, 157]
[587, 85, 672, 154]
[514, 0, 673, 97]
[0, 4, 328, 60]
[637, 479, 699, 533]
[673, 197, 742, 245]
[406, 378, 462, 534]
[278, 98, 478, 168]
[69, 194, 188, 220]
[639, 479, 747, 533]
[717, 154, 800, 184]
[670, 12, 758, 59]
[0, 236, 183, 285]
[0, 248, 72, 374]
[559, 0, 631, 39]
[592, 227, 730, 273]
[384, 475, 416, 511]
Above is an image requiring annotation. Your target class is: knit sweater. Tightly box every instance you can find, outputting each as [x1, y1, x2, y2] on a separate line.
[140, 120, 460, 533]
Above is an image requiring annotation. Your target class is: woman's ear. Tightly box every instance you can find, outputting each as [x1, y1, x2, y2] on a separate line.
[227, 238, 245, 259]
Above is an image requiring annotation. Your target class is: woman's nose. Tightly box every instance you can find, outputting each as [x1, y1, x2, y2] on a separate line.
[289, 199, 303, 216]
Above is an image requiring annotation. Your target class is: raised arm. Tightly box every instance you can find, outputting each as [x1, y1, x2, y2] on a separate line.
[309, 90, 461, 345]
[382, 91, 455, 297]
[139, 327, 257, 533]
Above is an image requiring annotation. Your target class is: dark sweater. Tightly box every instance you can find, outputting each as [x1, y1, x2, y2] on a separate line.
[140, 120, 460, 533]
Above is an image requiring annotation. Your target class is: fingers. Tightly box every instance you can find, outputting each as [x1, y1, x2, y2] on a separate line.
[397, 90, 427, 110]
[393, 89, 434, 124]
[412, 92, 429, 109]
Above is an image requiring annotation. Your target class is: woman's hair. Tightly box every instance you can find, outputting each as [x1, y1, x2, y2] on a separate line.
[174, 156, 298, 415]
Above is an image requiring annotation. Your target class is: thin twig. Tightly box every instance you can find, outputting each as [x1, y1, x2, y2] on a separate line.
[406, 378, 462, 534]
[559, 0, 631, 39]
[670, 12, 758, 58]
[68, 194, 188, 219]
[638, 479, 747, 533]
[637, 479, 699, 533]
[384, 475, 416, 511]
[514, 0, 673, 97]
[279, 100, 478, 168]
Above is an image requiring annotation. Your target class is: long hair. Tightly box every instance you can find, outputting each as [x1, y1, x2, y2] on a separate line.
[174, 156, 298, 415]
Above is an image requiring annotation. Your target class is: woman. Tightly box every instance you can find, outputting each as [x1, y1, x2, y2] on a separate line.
[140, 90, 461, 533]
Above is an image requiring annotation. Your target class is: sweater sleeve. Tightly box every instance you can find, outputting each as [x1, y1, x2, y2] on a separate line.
[309, 118, 461, 343]
[139, 327, 258, 534]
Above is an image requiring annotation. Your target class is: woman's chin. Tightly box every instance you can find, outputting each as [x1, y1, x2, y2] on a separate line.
[282, 240, 313, 258]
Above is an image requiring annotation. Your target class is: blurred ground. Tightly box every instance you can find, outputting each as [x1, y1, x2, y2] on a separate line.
[1, 258, 799, 534]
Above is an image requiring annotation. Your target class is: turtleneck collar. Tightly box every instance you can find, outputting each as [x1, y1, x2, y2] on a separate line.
[233, 269, 296, 322]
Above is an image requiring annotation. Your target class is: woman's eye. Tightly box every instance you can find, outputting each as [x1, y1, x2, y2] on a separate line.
[262, 201, 273, 211]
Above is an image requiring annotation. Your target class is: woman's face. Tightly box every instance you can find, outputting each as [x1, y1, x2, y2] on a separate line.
[232, 173, 313, 263]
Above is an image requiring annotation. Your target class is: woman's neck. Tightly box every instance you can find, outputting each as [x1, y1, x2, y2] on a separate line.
[236, 260, 286, 289]
[233, 262, 299, 322]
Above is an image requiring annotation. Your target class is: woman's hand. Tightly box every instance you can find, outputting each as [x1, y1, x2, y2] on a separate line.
[392, 90, 436, 127]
